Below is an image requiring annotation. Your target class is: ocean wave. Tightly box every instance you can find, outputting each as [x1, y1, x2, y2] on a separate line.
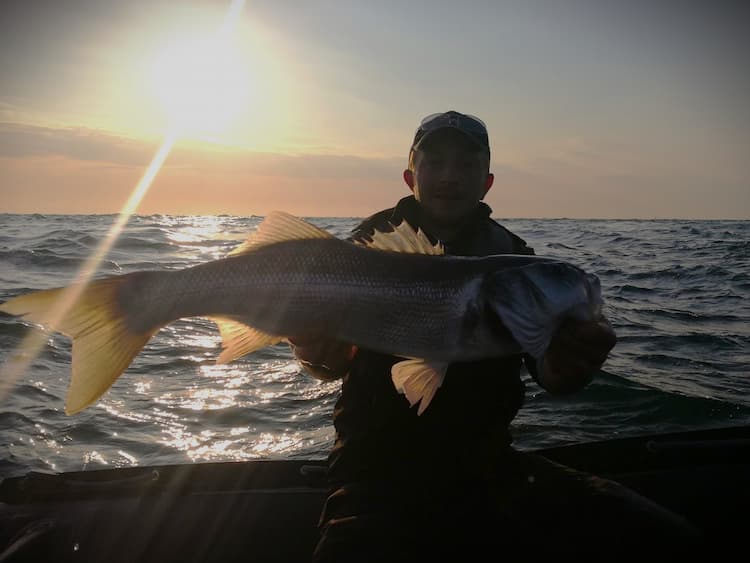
[611, 284, 655, 295]
[1, 215, 748, 474]
[0, 248, 121, 274]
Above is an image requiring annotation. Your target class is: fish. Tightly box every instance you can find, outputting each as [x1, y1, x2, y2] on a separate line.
[0, 211, 603, 415]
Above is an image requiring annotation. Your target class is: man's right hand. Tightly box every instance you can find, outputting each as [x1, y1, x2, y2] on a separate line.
[288, 334, 357, 381]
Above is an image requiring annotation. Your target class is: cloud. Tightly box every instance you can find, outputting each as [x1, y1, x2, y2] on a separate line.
[0, 122, 404, 181]
[168, 150, 404, 181]
[0, 122, 155, 165]
[1, 122, 746, 219]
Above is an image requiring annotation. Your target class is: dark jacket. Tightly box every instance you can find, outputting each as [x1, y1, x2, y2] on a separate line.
[326, 196, 536, 487]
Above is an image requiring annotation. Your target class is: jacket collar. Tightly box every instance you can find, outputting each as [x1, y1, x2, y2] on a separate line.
[389, 195, 493, 243]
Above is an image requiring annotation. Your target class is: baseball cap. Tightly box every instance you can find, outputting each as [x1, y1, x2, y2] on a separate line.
[410, 110, 490, 156]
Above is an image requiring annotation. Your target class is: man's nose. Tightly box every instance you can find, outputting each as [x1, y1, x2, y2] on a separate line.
[438, 161, 461, 182]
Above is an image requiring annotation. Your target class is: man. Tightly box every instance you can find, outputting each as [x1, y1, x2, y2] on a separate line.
[292, 111, 700, 562]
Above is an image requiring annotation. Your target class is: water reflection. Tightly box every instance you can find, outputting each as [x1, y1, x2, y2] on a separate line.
[158, 425, 312, 462]
[165, 215, 245, 260]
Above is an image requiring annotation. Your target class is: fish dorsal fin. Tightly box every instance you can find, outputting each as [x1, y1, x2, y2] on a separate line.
[210, 316, 284, 363]
[357, 221, 444, 255]
[391, 359, 449, 415]
[229, 211, 334, 257]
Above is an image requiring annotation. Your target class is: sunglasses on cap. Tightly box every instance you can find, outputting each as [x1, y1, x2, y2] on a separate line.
[411, 111, 490, 154]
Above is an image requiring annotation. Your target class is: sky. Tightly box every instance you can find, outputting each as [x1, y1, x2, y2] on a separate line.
[0, 0, 748, 219]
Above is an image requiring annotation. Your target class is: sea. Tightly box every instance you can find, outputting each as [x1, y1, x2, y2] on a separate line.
[1, 214, 749, 479]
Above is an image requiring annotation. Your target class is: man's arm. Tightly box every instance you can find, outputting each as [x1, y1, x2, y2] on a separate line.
[291, 317, 615, 389]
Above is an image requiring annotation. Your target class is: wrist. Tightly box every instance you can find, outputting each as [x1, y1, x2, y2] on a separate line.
[290, 340, 356, 381]
[297, 358, 351, 382]
[538, 356, 593, 395]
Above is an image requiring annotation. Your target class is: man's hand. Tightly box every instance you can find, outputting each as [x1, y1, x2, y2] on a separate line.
[288, 333, 357, 381]
[538, 317, 617, 394]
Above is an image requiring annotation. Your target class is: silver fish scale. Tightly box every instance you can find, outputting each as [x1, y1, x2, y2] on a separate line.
[130, 238, 493, 360]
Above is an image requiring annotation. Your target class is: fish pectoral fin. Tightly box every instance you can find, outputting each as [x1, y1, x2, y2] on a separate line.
[489, 300, 555, 361]
[210, 317, 283, 363]
[0, 279, 158, 416]
[356, 221, 444, 255]
[228, 211, 334, 257]
[391, 359, 449, 415]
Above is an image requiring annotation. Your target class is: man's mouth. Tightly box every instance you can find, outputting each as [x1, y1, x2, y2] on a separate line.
[433, 192, 462, 201]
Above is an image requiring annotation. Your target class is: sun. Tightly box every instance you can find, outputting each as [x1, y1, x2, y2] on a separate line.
[149, 33, 251, 137]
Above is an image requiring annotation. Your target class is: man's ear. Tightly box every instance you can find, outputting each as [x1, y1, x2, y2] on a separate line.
[403, 169, 415, 191]
[482, 173, 495, 198]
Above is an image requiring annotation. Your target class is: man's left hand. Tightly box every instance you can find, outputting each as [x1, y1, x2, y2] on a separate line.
[539, 317, 617, 394]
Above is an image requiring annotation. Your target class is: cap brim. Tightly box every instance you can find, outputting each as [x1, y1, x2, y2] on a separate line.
[412, 126, 486, 151]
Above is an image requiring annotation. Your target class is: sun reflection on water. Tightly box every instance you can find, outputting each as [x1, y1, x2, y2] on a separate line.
[180, 332, 222, 350]
[165, 215, 246, 260]
[84, 354, 339, 466]
[169, 387, 241, 411]
[157, 425, 311, 462]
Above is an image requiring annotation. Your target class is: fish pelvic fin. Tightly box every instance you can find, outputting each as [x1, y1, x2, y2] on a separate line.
[210, 317, 284, 363]
[229, 211, 334, 257]
[0, 280, 158, 415]
[391, 359, 449, 415]
[357, 221, 444, 255]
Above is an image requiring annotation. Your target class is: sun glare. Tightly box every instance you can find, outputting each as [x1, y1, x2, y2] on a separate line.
[150, 33, 251, 137]
[1, 0, 250, 404]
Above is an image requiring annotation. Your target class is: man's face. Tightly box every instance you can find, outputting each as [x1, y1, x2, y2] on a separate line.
[407, 129, 493, 227]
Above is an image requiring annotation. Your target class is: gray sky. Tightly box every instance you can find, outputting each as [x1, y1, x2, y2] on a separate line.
[1, 0, 748, 218]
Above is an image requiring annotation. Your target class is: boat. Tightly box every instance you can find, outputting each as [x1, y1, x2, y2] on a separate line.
[1, 423, 748, 562]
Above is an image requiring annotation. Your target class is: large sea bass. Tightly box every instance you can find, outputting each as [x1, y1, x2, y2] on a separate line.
[0, 212, 603, 415]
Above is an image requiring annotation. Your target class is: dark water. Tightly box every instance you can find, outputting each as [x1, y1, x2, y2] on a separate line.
[1, 214, 748, 478]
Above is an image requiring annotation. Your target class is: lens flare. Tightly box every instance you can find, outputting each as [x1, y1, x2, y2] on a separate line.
[0, 0, 247, 405]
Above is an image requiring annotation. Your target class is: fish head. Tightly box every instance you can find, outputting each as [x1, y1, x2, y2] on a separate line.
[520, 261, 602, 316]
[483, 259, 603, 359]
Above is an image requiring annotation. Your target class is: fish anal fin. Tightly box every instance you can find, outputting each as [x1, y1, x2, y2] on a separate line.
[391, 359, 449, 415]
[211, 316, 283, 363]
[357, 221, 444, 255]
[229, 211, 334, 257]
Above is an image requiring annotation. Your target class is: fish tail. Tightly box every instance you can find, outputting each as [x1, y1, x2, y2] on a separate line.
[0, 278, 158, 415]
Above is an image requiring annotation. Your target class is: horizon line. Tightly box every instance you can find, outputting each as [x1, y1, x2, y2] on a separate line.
[0, 212, 748, 222]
